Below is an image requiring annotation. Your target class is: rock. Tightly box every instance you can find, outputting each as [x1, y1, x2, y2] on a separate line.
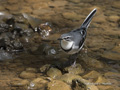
[98, 86, 119, 90]
[47, 80, 72, 90]
[101, 51, 120, 61]
[112, 46, 120, 53]
[62, 12, 82, 21]
[7, 0, 18, 4]
[5, 4, 20, 11]
[40, 64, 51, 73]
[21, 6, 32, 13]
[112, 1, 120, 9]
[11, 78, 29, 87]
[32, 9, 55, 15]
[104, 72, 120, 78]
[69, 0, 81, 3]
[28, 78, 48, 90]
[95, 76, 111, 84]
[47, 67, 62, 79]
[83, 70, 101, 79]
[19, 71, 36, 79]
[57, 73, 98, 90]
[93, 14, 107, 23]
[48, 1, 68, 7]
[64, 63, 84, 75]
[32, 2, 48, 9]
[57, 73, 83, 84]
[81, 57, 105, 68]
[26, 67, 37, 73]
[108, 15, 120, 22]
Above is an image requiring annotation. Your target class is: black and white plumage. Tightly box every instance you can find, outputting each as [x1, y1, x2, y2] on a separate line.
[58, 9, 97, 55]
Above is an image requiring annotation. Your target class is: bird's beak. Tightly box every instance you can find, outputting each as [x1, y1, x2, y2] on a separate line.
[57, 38, 63, 40]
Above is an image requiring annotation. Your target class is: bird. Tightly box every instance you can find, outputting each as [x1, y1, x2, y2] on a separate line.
[58, 8, 97, 66]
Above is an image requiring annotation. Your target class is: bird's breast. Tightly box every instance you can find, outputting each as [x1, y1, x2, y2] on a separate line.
[61, 40, 73, 50]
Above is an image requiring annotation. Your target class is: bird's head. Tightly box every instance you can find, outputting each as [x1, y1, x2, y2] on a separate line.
[58, 33, 73, 42]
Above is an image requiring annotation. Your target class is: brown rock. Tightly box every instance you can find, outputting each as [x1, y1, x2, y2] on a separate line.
[47, 80, 72, 90]
[47, 67, 62, 79]
[112, 1, 120, 9]
[62, 12, 82, 20]
[7, 0, 18, 4]
[83, 70, 101, 79]
[104, 72, 120, 78]
[32, 2, 49, 9]
[108, 15, 120, 22]
[32, 9, 55, 15]
[11, 78, 29, 87]
[19, 71, 36, 79]
[101, 51, 120, 61]
[40, 64, 51, 73]
[64, 63, 84, 75]
[28, 78, 48, 90]
[26, 67, 37, 73]
[48, 1, 68, 7]
[81, 57, 105, 68]
[95, 76, 111, 85]
[57, 73, 98, 90]
[21, 6, 32, 13]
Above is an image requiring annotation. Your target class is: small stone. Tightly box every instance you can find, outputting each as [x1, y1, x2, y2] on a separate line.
[26, 67, 37, 73]
[101, 51, 120, 61]
[83, 70, 101, 79]
[19, 71, 36, 79]
[64, 64, 84, 75]
[104, 72, 120, 78]
[62, 12, 82, 20]
[57, 73, 82, 84]
[40, 64, 51, 73]
[112, 1, 120, 9]
[11, 78, 29, 87]
[57, 73, 98, 90]
[47, 80, 72, 90]
[81, 57, 105, 69]
[48, 1, 68, 7]
[95, 76, 111, 85]
[93, 14, 107, 23]
[47, 67, 62, 79]
[28, 78, 48, 90]
[108, 15, 120, 22]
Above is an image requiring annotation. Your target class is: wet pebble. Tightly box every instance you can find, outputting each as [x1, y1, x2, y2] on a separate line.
[40, 64, 51, 73]
[104, 72, 120, 78]
[47, 80, 72, 90]
[83, 70, 101, 79]
[108, 15, 120, 22]
[19, 71, 36, 79]
[11, 78, 29, 87]
[28, 78, 48, 90]
[47, 67, 62, 79]
[64, 63, 84, 75]
[26, 67, 37, 73]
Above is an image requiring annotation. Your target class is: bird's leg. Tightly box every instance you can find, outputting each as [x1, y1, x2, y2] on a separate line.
[68, 53, 78, 67]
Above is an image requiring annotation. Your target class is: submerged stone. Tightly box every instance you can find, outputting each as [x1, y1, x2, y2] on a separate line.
[64, 63, 84, 75]
[28, 78, 48, 90]
[47, 80, 72, 90]
[47, 67, 62, 79]
[19, 71, 36, 79]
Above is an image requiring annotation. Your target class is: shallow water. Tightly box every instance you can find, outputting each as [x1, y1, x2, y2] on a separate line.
[0, 0, 120, 90]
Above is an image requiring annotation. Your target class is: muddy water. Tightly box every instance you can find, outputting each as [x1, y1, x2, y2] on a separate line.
[0, 0, 120, 90]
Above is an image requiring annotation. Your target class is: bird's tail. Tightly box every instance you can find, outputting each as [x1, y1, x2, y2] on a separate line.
[80, 8, 97, 30]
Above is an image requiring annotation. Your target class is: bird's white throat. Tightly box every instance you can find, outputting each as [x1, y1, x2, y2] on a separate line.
[61, 40, 73, 50]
